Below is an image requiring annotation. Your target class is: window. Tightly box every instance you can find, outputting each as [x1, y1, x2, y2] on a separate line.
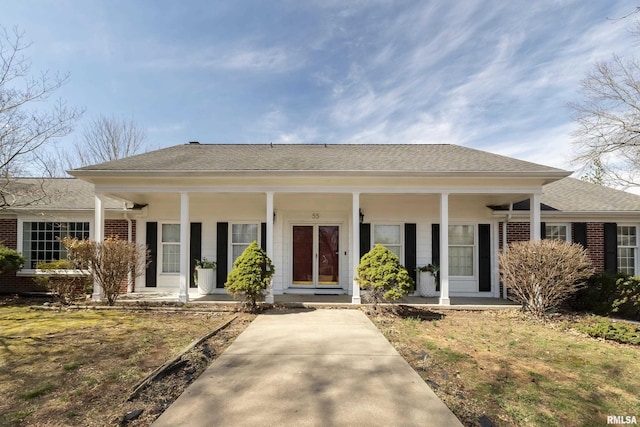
[449, 225, 475, 277]
[545, 224, 568, 241]
[161, 224, 180, 273]
[617, 226, 637, 276]
[22, 221, 90, 269]
[231, 224, 259, 264]
[373, 224, 402, 258]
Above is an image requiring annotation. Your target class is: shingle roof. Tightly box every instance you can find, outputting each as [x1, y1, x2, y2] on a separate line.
[6, 178, 122, 211]
[541, 177, 640, 212]
[71, 143, 568, 175]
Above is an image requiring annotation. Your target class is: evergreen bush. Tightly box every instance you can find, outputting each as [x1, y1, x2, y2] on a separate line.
[0, 244, 24, 274]
[225, 241, 274, 312]
[356, 244, 413, 309]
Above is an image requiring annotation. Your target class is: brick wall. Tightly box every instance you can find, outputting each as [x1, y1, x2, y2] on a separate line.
[104, 219, 137, 293]
[498, 222, 531, 251]
[584, 222, 605, 272]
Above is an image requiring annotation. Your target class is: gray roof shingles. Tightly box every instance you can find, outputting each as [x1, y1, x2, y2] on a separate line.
[541, 177, 640, 212]
[72, 143, 568, 174]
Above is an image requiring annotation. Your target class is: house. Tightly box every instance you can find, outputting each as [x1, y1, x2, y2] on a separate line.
[2, 143, 640, 304]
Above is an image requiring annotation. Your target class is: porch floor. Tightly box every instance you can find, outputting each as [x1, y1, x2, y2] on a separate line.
[119, 291, 520, 310]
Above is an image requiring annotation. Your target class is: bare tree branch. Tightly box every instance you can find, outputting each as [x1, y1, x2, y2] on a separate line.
[68, 114, 147, 168]
[0, 26, 82, 209]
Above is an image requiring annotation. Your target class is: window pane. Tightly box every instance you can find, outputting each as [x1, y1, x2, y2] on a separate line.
[618, 226, 636, 247]
[449, 225, 474, 245]
[162, 224, 180, 242]
[374, 225, 401, 245]
[162, 244, 180, 273]
[23, 221, 91, 268]
[232, 244, 249, 263]
[386, 245, 402, 258]
[618, 247, 635, 276]
[232, 224, 258, 244]
[449, 247, 473, 276]
[546, 225, 567, 241]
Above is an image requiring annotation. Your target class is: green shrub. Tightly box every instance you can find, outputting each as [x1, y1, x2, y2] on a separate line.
[357, 244, 413, 309]
[225, 241, 274, 312]
[34, 260, 90, 304]
[611, 276, 640, 320]
[499, 240, 594, 317]
[570, 273, 640, 321]
[576, 318, 640, 345]
[0, 244, 25, 274]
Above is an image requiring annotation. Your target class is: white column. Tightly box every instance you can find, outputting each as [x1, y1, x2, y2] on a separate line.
[92, 194, 105, 301]
[351, 192, 361, 304]
[439, 193, 450, 306]
[178, 192, 189, 303]
[265, 191, 275, 304]
[530, 193, 541, 241]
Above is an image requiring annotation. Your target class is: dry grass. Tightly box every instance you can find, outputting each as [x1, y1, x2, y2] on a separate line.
[0, 298, 253, 426]
[370, 307, 640, 426]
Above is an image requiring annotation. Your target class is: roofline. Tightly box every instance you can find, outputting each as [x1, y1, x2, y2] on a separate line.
[492, 210, 640, 218]
[69, 170, 571, 178]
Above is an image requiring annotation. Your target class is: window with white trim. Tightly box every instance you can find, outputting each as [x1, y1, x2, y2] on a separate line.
[373, 224, 402, 258]
[161, 224, 180, 273]
[617, 225, 637, 276]
[449, 225, 475, 277]
[545, 224, 569, 241]
[231, 224, 259, 264]
[22, 221, 90, 269]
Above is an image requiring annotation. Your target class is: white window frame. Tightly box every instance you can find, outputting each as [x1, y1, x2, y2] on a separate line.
[372, 223, 403, 262]
[448, 224, 477, 279]
[229, 223, 260, 271]
[545, 223, 571, 241]
[617, 225, 638, 276]
[18, 219, 92, 272]
[160, 222, 180, 274]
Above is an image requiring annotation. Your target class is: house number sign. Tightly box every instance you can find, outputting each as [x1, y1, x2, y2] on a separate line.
[312, 212, 320, 219]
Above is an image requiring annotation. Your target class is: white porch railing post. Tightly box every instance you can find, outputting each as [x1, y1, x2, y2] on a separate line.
[265, 191, 275, 304]
[92, 193, 105, 302]
[178, 192, 189, 303]
[352, 192, 361, 304]
[439, 193, 450, 306]
[530, 193, 541, 241]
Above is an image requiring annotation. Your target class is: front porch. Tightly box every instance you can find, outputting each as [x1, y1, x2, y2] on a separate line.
[118, 291, 521, 309]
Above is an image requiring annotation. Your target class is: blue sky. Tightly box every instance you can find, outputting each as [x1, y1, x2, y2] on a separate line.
[2, 1, 637, 171]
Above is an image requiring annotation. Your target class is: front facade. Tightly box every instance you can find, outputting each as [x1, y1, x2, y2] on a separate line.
[3, 143, 640, 304]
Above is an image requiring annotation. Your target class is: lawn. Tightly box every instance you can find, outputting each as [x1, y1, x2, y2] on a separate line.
[0, 300, 253, 427]
[370, 307, 640, 426]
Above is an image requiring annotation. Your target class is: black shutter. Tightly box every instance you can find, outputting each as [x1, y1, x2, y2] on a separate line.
[145, 222, 157, 288]
[359, 223, 371, 259]
[404, 223, 417, 284]
[478, 224, 491, 292]
[540, 222, 546, 239]
[190, 223, 202, 288]
[604, 222, 618, 274]
[216, 222, 228, 288]
[573, 223, 588, 248]
[261, 222, 267, 251]
[432, 224, 440, 291]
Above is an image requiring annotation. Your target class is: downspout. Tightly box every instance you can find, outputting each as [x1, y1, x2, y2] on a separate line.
[502, 203, 513, 299]
[124, 212, 133, 293]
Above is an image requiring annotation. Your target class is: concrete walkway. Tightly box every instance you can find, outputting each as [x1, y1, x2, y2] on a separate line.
[153, 309, 462, 427]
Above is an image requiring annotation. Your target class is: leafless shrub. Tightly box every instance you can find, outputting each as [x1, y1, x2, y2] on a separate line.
[499, 240, 594, 317]
[62, 237, 149, 305]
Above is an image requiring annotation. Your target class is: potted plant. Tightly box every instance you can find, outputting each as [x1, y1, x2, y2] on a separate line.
[194, 257, 216, 294]
[416, 263, 439, 297]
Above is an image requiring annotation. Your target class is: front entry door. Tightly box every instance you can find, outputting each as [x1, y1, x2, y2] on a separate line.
[292, 225, 339, 287]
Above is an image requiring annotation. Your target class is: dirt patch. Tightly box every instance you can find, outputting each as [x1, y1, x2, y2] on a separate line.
[115, 315, 253, 426]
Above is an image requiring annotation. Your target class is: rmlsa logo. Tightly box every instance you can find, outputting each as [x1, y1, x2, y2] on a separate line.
[608, 415, 638, 425]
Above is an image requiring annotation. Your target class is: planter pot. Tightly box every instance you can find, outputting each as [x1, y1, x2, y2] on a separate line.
[417, 271, 439, 297]
[196, 268, 215, 294]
